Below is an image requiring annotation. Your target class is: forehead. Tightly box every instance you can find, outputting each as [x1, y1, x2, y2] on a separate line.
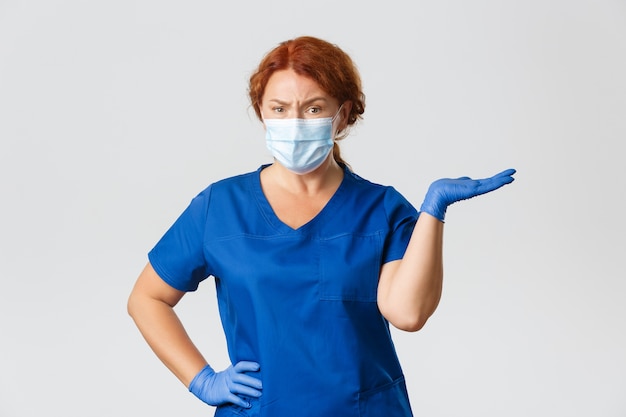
[262, 69, 330, 102]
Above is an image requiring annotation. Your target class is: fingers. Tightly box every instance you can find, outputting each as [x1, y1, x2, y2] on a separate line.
[231, 361, 262, 388]
[494, 168, 516, 178]
[474, 169, 516, 184]
[488, 169, 516, 187]
[466, 169, 516, 181]
[229, 381, 263, 398]
[474, 172, 515, 195]
[230, 371, 263, 391]
[487, 168, 516, 187]
[233, 361, 261, 373]
[228, 361, 263, 406]
[226, 392, 253, 408]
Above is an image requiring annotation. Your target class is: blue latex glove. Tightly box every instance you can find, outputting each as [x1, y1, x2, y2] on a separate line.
[189, 361, 263, 408]
[419, 168, 516, 222]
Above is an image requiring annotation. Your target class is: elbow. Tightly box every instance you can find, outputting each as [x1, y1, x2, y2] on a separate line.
[127, 291, 140, 320]
[126, 296, 135, 319]
[377, 281, 441, 332]
[379, 302, 430, 332]
[389, 314, 429, 333]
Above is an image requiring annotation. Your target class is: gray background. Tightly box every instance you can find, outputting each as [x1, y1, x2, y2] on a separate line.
[1, 1, 625, 416]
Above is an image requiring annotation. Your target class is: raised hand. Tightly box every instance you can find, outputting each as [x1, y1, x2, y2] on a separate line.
[419, 168, 516, 222]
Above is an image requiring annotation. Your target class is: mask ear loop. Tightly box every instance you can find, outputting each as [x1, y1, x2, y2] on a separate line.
[331, 103, 344, 123]
[331, 103, 347, 140]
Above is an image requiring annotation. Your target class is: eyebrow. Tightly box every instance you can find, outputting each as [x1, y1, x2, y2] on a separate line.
[266, 97, 329, 105]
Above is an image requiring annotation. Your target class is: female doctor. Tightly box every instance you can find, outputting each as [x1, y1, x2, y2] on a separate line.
[127, 36, 515, 416]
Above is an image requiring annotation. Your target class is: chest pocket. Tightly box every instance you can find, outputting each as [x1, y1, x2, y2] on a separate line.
[319, 232, 383, 302]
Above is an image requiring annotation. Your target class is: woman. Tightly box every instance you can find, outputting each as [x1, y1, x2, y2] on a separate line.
[127, 36, 515, 416]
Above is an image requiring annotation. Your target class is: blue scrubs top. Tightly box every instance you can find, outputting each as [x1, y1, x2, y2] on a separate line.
[149, 164, 418, 417]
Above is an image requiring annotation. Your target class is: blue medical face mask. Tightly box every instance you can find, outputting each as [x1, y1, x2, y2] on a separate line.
[263, 106, 342, 175]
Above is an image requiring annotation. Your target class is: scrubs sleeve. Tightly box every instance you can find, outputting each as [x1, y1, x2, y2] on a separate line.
[382, 187, 418, 263]
[148, 187, 212, 292]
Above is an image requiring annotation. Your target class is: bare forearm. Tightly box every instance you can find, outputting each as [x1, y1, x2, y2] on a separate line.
[128, 294, 207, 387]
[378, 212, 444, 331]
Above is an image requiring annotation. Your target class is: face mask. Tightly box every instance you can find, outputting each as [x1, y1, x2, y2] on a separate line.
[263, 106, 342, 175]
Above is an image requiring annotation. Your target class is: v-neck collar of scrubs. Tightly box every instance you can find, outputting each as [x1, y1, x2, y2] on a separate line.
[252, 164, 350, 234]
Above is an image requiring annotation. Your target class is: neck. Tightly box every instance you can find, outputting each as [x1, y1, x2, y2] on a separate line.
[267, 156, 344, 196]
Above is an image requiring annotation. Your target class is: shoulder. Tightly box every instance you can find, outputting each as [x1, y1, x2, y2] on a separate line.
[179, 167, 262, 218]
[211, 167, 259, 189]
[344, 168, 417, 221]
[344, 168, 410, 202]
[344, 168, 386, 191]
[195, 166, 263, 198]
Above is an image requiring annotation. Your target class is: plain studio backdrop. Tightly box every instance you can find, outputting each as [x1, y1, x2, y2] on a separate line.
[1, 1, 624, 416]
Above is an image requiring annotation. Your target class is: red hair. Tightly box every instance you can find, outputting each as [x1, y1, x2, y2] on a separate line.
[248, 36, 366, 167]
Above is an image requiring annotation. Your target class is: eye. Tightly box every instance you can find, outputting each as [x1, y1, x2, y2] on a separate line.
[307, 106, 322, 115]
[273, 107, 284, 113]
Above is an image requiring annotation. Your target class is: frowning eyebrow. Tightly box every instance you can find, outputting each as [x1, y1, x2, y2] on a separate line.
[266, 97, 329, 106]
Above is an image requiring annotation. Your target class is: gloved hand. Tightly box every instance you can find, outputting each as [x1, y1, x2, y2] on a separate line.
[419, 168, 516, 222]
[189, 361, 263, 408]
